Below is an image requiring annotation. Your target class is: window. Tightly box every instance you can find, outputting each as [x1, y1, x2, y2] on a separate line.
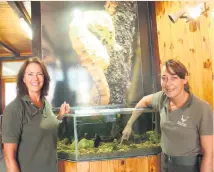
[1, 61, 23, 110]
[2, 61, 24, 77]
[1, 78, 16, 110]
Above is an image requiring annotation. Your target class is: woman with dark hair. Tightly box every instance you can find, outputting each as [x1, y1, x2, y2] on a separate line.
[2, 57, 70, 172]
[122, 59, 213, 172]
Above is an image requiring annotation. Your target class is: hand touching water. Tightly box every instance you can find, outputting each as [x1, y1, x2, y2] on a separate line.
[120, 123, 132, 144]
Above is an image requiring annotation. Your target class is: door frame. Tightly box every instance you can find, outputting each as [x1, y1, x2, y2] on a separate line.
[1, 77, 16, 111]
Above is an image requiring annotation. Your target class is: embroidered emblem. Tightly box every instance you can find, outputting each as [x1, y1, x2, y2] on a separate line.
[177, 115, 189, 127]
[181, 115, 189, 123]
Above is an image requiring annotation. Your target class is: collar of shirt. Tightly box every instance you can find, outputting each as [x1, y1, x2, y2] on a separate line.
[20, 94, 47, 118]
[21, 94, 46, 103]
[163, 93, 193, 111]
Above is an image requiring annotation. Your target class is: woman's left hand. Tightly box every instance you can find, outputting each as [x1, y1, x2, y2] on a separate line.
[58, 102, 70, 120]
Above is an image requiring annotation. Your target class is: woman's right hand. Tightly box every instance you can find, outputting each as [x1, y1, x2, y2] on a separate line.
[121, 124, 132, 144]
[58, 102, 70, 120]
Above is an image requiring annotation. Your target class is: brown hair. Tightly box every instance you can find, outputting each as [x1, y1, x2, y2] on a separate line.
[16, 57, 50, 97]
[164, 59, 190, 93]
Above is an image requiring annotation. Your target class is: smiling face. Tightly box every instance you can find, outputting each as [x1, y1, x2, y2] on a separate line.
[161, 65, 187, 99]
[23, 63, 44, 95]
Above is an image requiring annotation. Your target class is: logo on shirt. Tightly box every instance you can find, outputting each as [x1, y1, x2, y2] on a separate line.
[177, 115, 189, 127]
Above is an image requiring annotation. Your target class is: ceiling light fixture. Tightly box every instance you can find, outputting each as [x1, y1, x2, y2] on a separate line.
[19, 17, 32, 40]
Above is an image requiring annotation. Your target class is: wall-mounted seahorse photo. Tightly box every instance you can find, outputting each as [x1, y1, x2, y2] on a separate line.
[41, 1, 143, 107]
[68, 1, 141, 106]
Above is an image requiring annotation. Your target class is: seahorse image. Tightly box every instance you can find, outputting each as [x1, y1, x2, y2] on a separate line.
[69, 10, 115, 105]
[69, 2, 138, 105]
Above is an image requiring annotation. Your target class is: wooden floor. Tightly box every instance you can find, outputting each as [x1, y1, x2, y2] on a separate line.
[58, 154, 161, 172]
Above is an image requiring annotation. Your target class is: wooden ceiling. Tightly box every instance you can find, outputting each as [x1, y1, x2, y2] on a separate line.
[0, 1, 111, 61]
[0, 1, 32, 59]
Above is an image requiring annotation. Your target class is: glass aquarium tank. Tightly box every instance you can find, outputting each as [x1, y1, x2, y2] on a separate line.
[40, 1, 161, 161]
[56, 106, 161, 161]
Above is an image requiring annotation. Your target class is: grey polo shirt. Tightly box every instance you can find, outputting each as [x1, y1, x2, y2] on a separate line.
[151, 91, 213, 156]
[2, 95, 59, 172]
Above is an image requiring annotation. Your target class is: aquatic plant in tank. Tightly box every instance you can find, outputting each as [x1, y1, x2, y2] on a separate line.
[57, 129, 160, 160]
[57, 109, 161, 161]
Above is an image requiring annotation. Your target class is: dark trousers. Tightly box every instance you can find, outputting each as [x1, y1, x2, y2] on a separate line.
[161, 153, 200, 172]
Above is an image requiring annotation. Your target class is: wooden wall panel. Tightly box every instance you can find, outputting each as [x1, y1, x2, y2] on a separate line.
[77, 161, 90, 172]
[58, 160, 77, 172]
[89, 161, 102, 172]
[208, 3, 214, 108]
[148, 155, 161, 172]
[58, 155, 160, 172]
[155, 1, 213, 107]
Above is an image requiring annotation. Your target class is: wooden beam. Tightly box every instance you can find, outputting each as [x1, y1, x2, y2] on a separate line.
[31, 2, 41, 57]
[138, 1, 154, 95]
[0, 41, 20, 56]
[147, 1, 161, 134]
[147, 1, 161, 91]
[16, 2, 31, 24]
[0, 56, 30, 61]
[8, 1, 31, 25]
